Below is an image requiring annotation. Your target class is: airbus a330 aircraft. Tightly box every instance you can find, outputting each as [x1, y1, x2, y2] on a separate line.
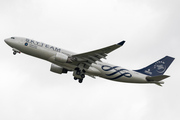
[5, 37, 175, 86]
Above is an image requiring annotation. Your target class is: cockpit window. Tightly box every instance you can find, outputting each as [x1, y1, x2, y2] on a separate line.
[11, 37, 15, 39]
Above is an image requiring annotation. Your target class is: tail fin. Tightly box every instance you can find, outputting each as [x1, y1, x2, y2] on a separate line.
[134, 56, 175, 76]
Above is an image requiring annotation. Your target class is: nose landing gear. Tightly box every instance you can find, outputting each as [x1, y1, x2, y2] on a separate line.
[13, 51, 17, 55]
[12, 48, 21, 55]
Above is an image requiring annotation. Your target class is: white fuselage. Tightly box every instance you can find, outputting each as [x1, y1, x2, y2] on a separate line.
[5, 37, 148, 84]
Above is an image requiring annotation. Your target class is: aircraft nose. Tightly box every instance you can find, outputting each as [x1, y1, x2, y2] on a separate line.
[4, 38, 8, 43]
[4, 38, 11, 45]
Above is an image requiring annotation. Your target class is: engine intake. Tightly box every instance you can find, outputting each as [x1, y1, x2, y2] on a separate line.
[50, 64, 68, 74]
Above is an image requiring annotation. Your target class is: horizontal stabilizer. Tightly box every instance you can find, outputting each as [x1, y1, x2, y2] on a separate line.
[146, 75, 170, 81]
[154, 81, 164, 87]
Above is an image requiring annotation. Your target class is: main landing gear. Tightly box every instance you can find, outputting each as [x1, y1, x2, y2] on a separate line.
[73, 68, 86, 83]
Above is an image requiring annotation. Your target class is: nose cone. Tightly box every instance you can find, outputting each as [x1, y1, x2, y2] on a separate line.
[4, 38, 9, 44]
[4, 38, 12, 46]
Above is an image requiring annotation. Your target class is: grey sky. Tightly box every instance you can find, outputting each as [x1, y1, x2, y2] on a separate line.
[0, 0, 180, 120]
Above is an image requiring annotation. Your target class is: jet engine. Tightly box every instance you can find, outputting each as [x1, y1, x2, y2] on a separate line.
[55, 52, 73, 63]
[50, 64, 68, 74]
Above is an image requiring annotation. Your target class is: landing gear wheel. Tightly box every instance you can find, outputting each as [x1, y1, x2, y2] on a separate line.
[76, 70, 81, 75]
[13, 51, 16, 55]
[81, 74, 85, 79]
[82, 69, 86, 73]
[78, 79, 83, 83]
[73, 68, 86, 83]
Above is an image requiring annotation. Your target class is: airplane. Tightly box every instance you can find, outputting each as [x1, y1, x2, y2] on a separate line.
[4, 37, 175, 86]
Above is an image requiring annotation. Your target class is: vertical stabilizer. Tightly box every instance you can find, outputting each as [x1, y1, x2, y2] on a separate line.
[134, 56, 174, 76]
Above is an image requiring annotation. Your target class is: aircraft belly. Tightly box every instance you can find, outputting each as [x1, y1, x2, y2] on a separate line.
[116, 75, 147, 83]
[86, 67, 101, 76]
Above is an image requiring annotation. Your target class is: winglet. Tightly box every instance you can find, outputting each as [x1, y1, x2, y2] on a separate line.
[117, 41, 125, 46]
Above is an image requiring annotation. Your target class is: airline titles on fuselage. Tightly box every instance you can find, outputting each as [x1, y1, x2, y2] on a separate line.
[25, 39, 61, 52]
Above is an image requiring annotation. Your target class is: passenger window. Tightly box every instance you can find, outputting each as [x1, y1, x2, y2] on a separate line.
[11, 37, 15, 39]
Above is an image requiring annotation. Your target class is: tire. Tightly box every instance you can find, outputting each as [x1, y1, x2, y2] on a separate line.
[81, 74, 85, 78]
[13, 52, 16, 55]
[78, 79, 83, 83]
[82, 69, 86, 73]
[76, 70, 81, 75]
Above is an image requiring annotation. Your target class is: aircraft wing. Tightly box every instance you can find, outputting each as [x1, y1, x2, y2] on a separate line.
[71, 41, 125, 69]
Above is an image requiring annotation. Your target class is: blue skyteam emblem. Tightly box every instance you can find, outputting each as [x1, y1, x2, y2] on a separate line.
[102, 65, 132, 80]
[154, 61, 166, 73]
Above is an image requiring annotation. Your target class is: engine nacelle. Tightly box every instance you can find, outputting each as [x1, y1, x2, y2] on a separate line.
[55, 53, 69, 63]
[50, 64, 68, 74]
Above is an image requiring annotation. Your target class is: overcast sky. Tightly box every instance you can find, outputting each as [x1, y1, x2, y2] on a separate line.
[0, 0, 180, 120]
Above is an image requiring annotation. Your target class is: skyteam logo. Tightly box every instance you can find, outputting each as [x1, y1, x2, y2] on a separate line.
[154, 61, 166, 73]
[102, 65, 132, 80]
